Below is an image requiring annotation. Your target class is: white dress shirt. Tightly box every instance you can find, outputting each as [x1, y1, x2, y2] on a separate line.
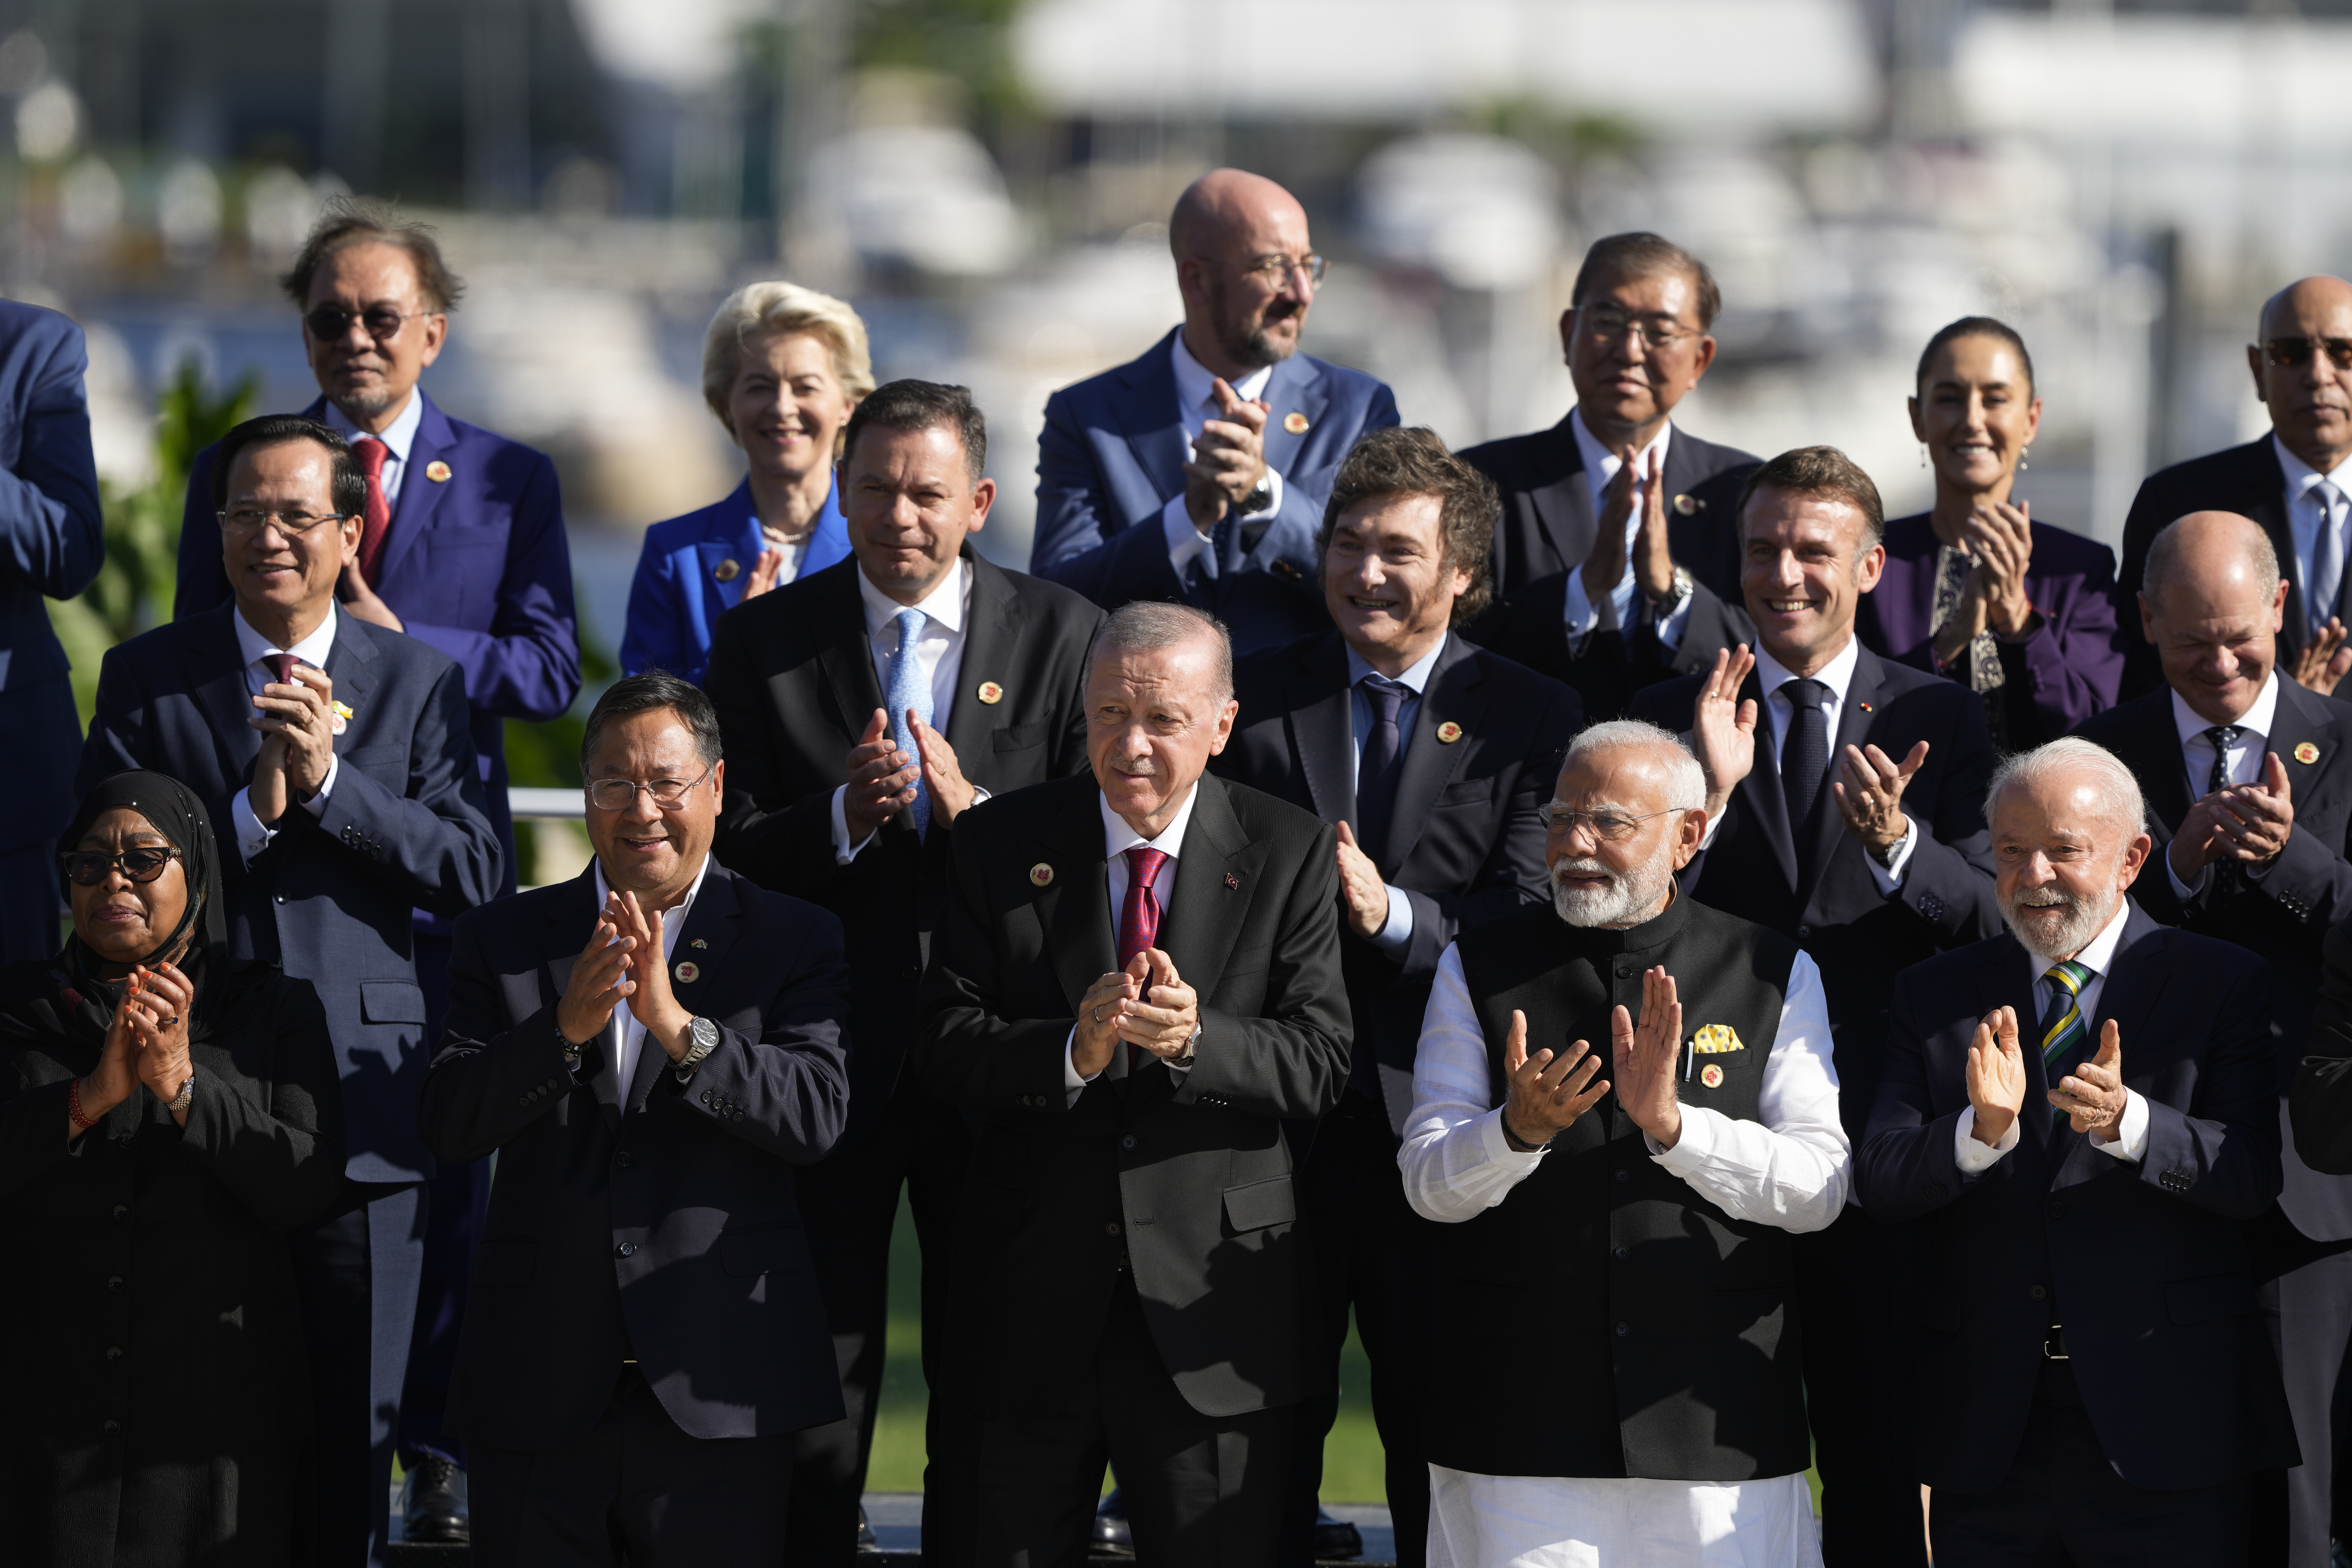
[588, 855, 711, 1096]
[1345, 633, 1447, 958]
[2276, 434, 2352, 634]
[1697, 635, 1916, 890]
[1061, 782, 1202, 1102]
[1158, 331, 1285, 578]
[1952, 899, 2150, 1170]
[2162, 674, 2282, 901]
[322, 390, 426, 506]
[829, 559, 989, 861]
[1558, 408, 1698, 651]
[229, 604, 343, 865]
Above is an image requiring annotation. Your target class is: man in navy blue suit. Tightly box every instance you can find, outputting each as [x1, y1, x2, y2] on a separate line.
[82, 414, 502, 1568]
[170, 200, 579, 1539]
[1032, 168, 1400, 655]
[1859, 736, 2296, 1564]
[0, 298, 103, 962]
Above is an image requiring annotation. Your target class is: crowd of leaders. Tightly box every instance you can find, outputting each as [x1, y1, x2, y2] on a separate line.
[12, 167, 2352, 1568]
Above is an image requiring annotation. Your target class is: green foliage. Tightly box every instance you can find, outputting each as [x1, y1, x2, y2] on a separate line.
[49, 358, 259, 725]
[851, 0, 1032, 128]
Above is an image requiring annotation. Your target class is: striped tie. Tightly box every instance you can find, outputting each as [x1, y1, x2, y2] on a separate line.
[2039, 960, 2093, 1114]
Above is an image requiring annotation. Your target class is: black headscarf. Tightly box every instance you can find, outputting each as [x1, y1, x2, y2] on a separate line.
[51, 772, 230, 1042]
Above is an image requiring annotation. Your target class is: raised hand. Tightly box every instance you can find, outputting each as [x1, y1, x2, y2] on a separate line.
[608, 891, 693, 1060]
[1117, 947, 1201, 1061]
[1962, 498, 2037, 638]
[1965, 1005, 2027, 1145]
[338, 558, 405, 632]
[248, 663, 338, 822]
[1629, 449, 1676, 602]
[1581, 446, 1640, 606]
[555, 911, 635, 1049]
[743, 546, 789, 599]
[1500, 1008, 1609, 1149]
[122, 960, 197, 1124]
[1691, 644, 1759, 813]
[2051, 1019, 2128, 1142]
[1332, 820, 1390, 938]
[2290, 617, 2352, 697]
[1183, 379, 1271, 531]
[1610, 966, 1686, 1148]
[1833, 740, 1929, 857]
[72, 976, 144, 1137]
[2213, 751, 2294, 864]
[1073, 952, 1148, 1080]
[910, 712, 977, 825]
[843, 707, 918, 840]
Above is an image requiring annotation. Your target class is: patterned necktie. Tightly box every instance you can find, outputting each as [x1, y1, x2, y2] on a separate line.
[352, 436, 393, 583]
[2311, 480, 2347, 641]
[2039, 959, 2094, 1117]
[886, 608, 933, 838]
[2202, 725, 2244, 795]
[1354, 673, 1409, 866]
[1118, 846, 1170, 1070]
[1779, 678, 1831, 850]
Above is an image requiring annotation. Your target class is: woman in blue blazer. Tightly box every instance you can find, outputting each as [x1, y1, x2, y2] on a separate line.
[622, 283, 875, 683]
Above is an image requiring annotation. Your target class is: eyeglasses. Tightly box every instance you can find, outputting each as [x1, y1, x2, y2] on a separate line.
[2262, 336, 2352, 371]
[218, 508, 347, 536]
[1231, 253, 1326, 288]
[1537, 803, 1681, 841]
[59, 846, 181, 887]
[303, 304, 428, 342]
[585, 761, 715, 812]
[1576, 304, 1702, 350]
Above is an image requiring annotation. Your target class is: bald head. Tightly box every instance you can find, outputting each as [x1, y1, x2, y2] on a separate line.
[1171, 169, 1307, 263]
[1171, 169, 1316, 380]
[2252, 276, 2352, 472]
[2140, 511, 2289, 726]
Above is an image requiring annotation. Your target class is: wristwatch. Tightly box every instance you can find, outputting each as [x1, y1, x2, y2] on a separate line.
[1650, 564, 1694, 624]
[1175, 1022, 1202, 1066]
[1238, 475, 1274, 517]
[167, 1075, 194, 1114]
[674, 1016, 719, 1081]
[556, 1017, 584, 1069]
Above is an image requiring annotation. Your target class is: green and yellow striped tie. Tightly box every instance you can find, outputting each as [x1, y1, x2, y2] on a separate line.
[2039, 960, 2093, 1114]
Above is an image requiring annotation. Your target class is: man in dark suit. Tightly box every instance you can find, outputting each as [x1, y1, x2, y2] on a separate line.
[1032, 168, 1400, 655]
[1859, 737, 2296, 1564]
[168, 200, 580, 1535]
[1210, 426, 1582, 1565]
[915, 601, 1350, 1565]
[2120, 275, 2352, 701]
[2073, 509, 2352, 1567]
[78, 414, 501, 1568]
[1629, 444, 2003, 1565]
[417, 673, 852, 1565]
[1463, 232, 1761, 720]
[0, 297, 103, 961]
[704, 379, 1104, 1560]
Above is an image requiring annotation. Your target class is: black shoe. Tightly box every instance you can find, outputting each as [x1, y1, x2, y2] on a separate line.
[1093, 1486, 1133, 1555]
[1312, 1507, 1363, 1560]
[400, 1455, 469, 1545]
[857, 1503, 879, 1553]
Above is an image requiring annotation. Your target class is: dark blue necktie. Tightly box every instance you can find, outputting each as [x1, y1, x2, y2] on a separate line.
[1354, 674, 1409, 862]
[1780, 678, 1830, 850]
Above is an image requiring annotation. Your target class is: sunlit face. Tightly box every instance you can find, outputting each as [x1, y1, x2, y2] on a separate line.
[1322, 491, 1468, 669]
[67, 807, 188, 967]
[1990, 771, 2149, 961]
[582, 708, 722, 905]
[726, 330, 857, 488]
[1084, 637, 1238, 838]
[841, 421, 994, 607]
[2252, 279, 2352, 468]
[219, 438, 364, 627]
[302, 240, 446, 422]
[1181, 192, 1317, 371]
[1560, 266, 1717, 436]
[2140, 534, 2285, 728]
[1910, 333, 2042, 496]
[1738, 487, 1884, 675]
[1542, 747, 1705, 930]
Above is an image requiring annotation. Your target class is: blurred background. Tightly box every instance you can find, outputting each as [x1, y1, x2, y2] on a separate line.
[15, 0, 2352, 1499]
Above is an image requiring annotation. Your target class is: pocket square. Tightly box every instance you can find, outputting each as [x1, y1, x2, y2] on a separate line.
[1691, 1024, 1746, 1054]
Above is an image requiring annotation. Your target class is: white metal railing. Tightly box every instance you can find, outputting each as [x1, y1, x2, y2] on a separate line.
[508, 786, 587, 821]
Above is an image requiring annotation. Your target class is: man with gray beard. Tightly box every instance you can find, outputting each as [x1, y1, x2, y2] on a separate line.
[1399, 719, 1850, 1565]
[1859, 737, 2294, 1565]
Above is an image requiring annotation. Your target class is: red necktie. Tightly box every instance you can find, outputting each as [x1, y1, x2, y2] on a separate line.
[352, 436, 392, 583]
[265, 653, 297, 686]
[1118, 846, 1168, 1070]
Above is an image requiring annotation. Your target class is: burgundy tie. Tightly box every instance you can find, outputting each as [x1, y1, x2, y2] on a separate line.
[352, 436, 392, 583]
[1118, 846, 1169, 1069]
[265, 653, 297, 687]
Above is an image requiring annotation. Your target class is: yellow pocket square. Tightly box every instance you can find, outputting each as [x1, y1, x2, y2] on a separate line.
[1691, 1024, 1746, 1054]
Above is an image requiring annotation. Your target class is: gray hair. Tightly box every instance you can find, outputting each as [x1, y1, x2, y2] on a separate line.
[1559, 718, 1706, 812]
[1983, 736, 2147, 840]
[1087, 601, 1234, 702]
[2142, 511, 2280, 605]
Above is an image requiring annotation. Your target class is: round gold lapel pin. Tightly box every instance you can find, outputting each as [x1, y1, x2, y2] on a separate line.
[425, 460, 452, 483]
[977, 681, 1004, 704]
[1436, 721, 1464, 744]
[1700, 1063, 1724, 1088]
[1029, 862, 1054, 887]
[1283, 412, 1310, 435]
[673, 961, 701, 985]
[714, 558, 741, 583]
[1673, 493, 1699, 516]
[2297, 742, 2321, 764]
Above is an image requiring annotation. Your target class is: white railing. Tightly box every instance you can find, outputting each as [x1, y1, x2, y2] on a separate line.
[508, 786, 587, 821]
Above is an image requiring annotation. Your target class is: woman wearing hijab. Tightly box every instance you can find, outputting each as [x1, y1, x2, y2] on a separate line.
[0, 771, 345, 1567]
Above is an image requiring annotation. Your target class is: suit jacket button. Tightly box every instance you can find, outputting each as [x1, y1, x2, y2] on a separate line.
[1921, 894, 1945, 921]
[107, 1275, 124, 1292]
[2029, 1284, 2047, 1301]
[1614, 1170, 1630, 1184]
[111, 1205, 128, 1222]
[1796, 925, 1813, 941]
[102, 1420, 120, 1436]
[106, 1345, 124, 1363]
[2047, 1200, 2065, 1219]
[1926, 1183, 1948, 1199]
[1614, 1322, 1630, 1337]
[1122, 1136, 1137, 1150]
[615, 1152, 631, 1168]
[615, 1242, 637, 1259]
[1105, 1222, 1121, 1236]
[1614, 1246, 1630, 1260]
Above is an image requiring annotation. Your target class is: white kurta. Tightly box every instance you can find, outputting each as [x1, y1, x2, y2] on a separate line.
[1400, 933, 1852, 1568]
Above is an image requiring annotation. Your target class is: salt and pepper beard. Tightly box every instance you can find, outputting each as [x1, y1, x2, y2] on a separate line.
[1551, 831, 1679, 931]
[2000, 874, 2122, 961]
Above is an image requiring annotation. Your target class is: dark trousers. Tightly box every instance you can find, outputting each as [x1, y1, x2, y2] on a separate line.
[1281, 1090, 1429, 1568]
[2251, 1203, 2352, 1567]
[0, 837, 59, 963]
[399, 927, 485, 1470]
[1933, 1359, 2251, 1566]
[959, 1270, 1295, 1568]
[290, 1179, 429, 1568]
[787, 1073, 973, 1565]
[1794, 1204, 1928, 1567]
[471, 1366, 796, 1567]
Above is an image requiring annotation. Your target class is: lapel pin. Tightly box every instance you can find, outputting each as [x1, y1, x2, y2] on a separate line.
[1700, 1062, 1725, 1088]
[1436, 721, 1464, 744]
[1283, 411, 1310, 435]
[425, 460, 452, 483]
[330, 699, 354, 736]
[1673, 493, 1699, 516]
[714, 558, 741, 583]
[1269, 559, 1303, 582]
[2297, 742, 2321, 764]
[690, 937, 708, 950]
[1029, 862, 1055, 887]
[977, 680, 1004, 704]
[673, 960, 700, 985]
[1856, 701, 1873, 715]
[1224, 871, 1240, 890]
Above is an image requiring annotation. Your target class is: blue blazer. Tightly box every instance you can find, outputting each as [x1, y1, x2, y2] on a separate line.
[1857, 905, 2297, 1492]
[1031, 327, 1399, 655]
[619, 476, 850, 685]
[78, 605, 503, 1183]
[0, 301, 103, 848]
[173, 391, 580, 897]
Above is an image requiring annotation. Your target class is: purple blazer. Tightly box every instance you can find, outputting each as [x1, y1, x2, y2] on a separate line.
[1856, 511, 2124, 746]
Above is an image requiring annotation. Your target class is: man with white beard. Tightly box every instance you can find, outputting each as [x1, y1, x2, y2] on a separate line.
[1858, 737, 2295, 1565]
[1398, 718, 1852, 1565]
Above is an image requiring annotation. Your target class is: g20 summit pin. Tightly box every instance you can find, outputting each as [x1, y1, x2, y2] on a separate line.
[1029, 862, 1055, 887]
[1436, 722, 1464, 744]
[977, 681, 1004, 704]
[2297, 742, 2322, 765]
[426, 461, 452, 483]
[714, 558, 741, 583]
[1700, 1063, 1725, 1088]
[1283, 412, 1310, 435]
[673, 961, 701, 985]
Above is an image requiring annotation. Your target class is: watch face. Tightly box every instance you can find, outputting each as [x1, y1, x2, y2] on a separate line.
[690, 1017, 720, 1053]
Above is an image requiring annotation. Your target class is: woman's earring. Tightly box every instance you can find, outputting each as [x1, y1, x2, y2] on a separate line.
[2019, 444, 2030, 473]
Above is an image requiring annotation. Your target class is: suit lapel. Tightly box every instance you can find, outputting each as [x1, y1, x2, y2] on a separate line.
[321, 616, 382, 738]
[1140, 776, 1266, 1105]
[2240, 441, 2304, 639]
[535, 866, 615, 1130]
[626, 869, 740, 1115]
[1257, 356, 1328, 496]
[1800, 647, 1884, 897]
[2112, 695, 2196, 833]
[1528, 419, 1596, 580]
[2267, 677, 2333, 792]
[944, 552, 1015, 764]
[1382, 636, 1482, 872]
[1731, 668, 1800, 890]
[1285, 634, 1355, 824]
[1661, 424, 1722, 571]
[812, 562, 888, 742]
[1114, 330, 1191, 503]
[374, 392, 457, 586]
[191, 608, 263, 779]
[1036, 789, 1117, 1031]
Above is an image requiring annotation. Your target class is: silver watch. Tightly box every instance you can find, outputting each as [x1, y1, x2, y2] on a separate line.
[674, 1016, 719, 1080]
[167, 1075, 194, 1113]
[1176, 1023, 1202, 1065]
[1651, 564, 1694, 624]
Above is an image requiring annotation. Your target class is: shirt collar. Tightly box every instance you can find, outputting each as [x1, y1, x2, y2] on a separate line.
[1100, 778, 1203, 864]
[322, 388, 425, 464]
[1171, 329, 1275, 413]
[1754, 633, 1861, 709]
[1568, 406, 1672, 495]
[234, 601, 339, 671]
[2169, 672, 2279, 749]
[2033, 897, 2131, 983]
[2274, 432, 2352, 498]
[858, 556, 970, 639]
[1345, 631, 1448, 696]
[590, 853, 713, 955]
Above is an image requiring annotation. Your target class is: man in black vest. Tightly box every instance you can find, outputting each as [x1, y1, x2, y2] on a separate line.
[1211, 426, 1583, 1564]
[1400, 717, 1849, 1561]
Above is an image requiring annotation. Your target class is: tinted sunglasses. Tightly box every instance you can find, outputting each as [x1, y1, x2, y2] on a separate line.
[60, 846, 181, 887]
[304, 304, 426, 342]
[2262, 336, 2352, 371]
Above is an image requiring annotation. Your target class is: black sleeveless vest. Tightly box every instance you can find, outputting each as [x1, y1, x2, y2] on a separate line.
[1420, 893, 1813, 1482]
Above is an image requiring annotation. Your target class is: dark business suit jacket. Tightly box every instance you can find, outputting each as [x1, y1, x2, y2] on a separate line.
[78, 604, 501, 1182]
[2291, 921, 2352, 1174]
[2074, 679, 2352, 1241]
[417, 859, 852, 1450]
[1858, 907, 2296, 1492]
[2117, 437, 2303, 699]
[1211, 630, 1582, 1127]
[1630, 643, 2004, 1142]
[914, 771, 1351, 1419]
[176, 390, 580, 897]
[1857, 510, 2124, 748]
[705, 548, 1104, 1147]
[1031, 328, 1400, 655]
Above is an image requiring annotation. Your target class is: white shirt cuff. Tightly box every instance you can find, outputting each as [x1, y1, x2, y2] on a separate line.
[1866, 815, 1919, 893]
[303, 753, 338, 816]
[1654, 587, 1697, 651]
[1647, 1104, 1718, 1164]
[1954, 1104, 2022, 1172]
[1368, 883, 1414, 957]
[1062, 1026, 1101, 1107]
[830, 784, 879, 864]
[2164, 849, 2208, 900]
[232, 786, 273, 865]
[1480, 1104, 1549, 1167]
[1699, 805, 1727, 852]
[2092, 1088, 2149, 1163]
[1162, 493, 1212, 576]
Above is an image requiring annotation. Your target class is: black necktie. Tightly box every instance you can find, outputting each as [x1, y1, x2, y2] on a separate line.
[1780, 678, 1831, 847]
[1354, 674, 1410, 863]
[2202, 725, 2244, 795]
